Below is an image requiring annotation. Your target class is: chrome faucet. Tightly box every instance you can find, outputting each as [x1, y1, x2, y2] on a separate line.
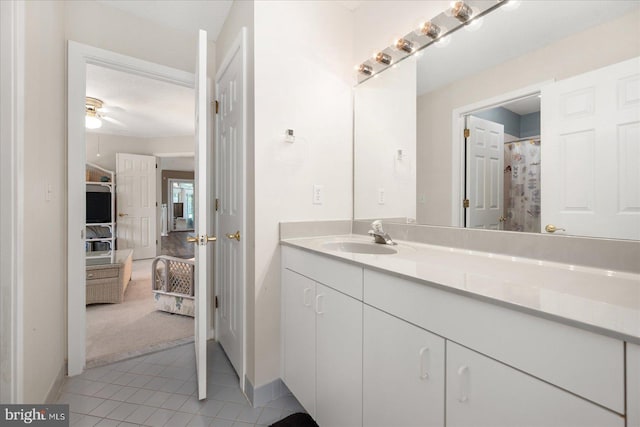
[368, 220, 396, 245]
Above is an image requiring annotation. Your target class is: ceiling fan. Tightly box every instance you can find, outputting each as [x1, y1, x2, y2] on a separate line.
[85, 97, 125, 129]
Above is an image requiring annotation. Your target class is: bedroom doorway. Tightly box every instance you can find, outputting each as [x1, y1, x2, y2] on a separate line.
[84, 66, 197, 367]
[68, 43, 204, 372]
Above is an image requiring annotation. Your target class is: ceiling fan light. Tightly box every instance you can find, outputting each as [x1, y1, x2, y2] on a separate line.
[85, 115, 102, 129]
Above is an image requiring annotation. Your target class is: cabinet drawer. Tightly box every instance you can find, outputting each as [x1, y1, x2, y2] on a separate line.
[282, 246, 363, 300]
[364, 269, 624, 413]
[86, 267, 119, 280]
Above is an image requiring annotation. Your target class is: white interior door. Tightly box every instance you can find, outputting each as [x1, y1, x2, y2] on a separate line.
[216, 28, 246, 381]
[194, 29, 212, 401]
[466, 116, 504, 229]
[116, 153, 157, 260]
[541, 56, 640, 239]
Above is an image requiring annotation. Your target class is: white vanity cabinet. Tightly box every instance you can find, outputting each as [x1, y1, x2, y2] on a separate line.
[446, 342, 623, 427]
[281, 247, 363, 427]
[281, 244, 632, 426]
[363, 305, 445, 427]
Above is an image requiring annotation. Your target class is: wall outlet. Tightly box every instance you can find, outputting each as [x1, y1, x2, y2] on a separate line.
[313, 185, 324, 205]
[378, 188, 385, 205]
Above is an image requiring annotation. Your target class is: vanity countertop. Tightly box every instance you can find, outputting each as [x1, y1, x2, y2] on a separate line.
[281, 234, 640, 344]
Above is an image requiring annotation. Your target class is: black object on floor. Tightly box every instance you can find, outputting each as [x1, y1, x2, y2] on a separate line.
[270, 413, 318, 427]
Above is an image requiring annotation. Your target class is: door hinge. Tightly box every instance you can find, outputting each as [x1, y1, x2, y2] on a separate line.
[155, 163, 158, 169]
[215, 296, 219, 309]
[215, 198, 220, 211]
[156, 239, 158, 245]
[215, 100, 219, 114]
[463, 198, 470, 209]
[464, 128, 470, 138]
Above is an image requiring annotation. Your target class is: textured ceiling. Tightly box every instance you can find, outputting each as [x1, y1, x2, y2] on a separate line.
[86, 64, 194, 138]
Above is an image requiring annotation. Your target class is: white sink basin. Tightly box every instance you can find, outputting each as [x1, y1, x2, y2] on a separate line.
[322, 241, 398, 255]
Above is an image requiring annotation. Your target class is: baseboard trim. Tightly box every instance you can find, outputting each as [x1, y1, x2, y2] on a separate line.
[244, 376, 290, 408]
[45, 362, 66, 404]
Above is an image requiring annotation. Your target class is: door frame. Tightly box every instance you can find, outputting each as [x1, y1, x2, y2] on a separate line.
[67, 41, 194, 375]
[167, 178, 195, 232]
[215, 27, 247, 391]
[450, 81, 552, 228]
[0, 0, 24, 402]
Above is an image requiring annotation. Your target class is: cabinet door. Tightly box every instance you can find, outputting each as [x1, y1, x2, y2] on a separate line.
[282, 269, 316, 417]
[316, 283, 363, 427]
[629, 343, 640, 427]
[446, 342, 624, 427]
[363, 306, 444, 427]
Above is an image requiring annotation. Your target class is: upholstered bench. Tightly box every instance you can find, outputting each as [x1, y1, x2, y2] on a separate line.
[86, 249, 133, 304]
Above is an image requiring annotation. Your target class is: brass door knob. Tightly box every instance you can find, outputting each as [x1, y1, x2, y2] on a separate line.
[206, 235, 217, 243]
[186, 236, 199, 244]
[226, 230, 241, 241]
[118, 213, 128, 217]
[545, 224, 566, 233]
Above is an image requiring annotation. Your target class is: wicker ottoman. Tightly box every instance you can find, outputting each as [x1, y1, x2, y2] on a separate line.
[86, 249, 133, 304]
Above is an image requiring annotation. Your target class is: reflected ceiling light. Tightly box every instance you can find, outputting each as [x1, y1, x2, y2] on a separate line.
[394, 38, 414, 53]
[420, 21, 442, 39]
[85, 97, 103, 130]
[450, 1, 473, 23]
[375, 52, 392, 65]
[358, 63, 373, 76]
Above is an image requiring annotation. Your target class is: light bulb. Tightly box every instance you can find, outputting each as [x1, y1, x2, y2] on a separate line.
[85, 115, 102, 129]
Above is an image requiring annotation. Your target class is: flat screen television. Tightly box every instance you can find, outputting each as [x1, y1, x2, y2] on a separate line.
[86, 191, 112, 224]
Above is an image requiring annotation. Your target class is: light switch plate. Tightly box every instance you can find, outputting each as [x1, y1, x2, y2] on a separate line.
[378, 188, 385, 205]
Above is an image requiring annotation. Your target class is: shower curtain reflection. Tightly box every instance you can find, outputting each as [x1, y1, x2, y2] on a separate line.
[504, 138, 541, 233]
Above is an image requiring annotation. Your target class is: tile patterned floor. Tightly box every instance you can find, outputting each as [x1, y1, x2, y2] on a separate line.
[57, 341, 303, 427]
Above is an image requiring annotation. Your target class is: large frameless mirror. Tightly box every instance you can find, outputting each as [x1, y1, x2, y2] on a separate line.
[354, 0, 640, 240]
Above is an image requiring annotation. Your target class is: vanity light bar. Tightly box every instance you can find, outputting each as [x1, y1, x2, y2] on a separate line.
[355, 0, 509, 84]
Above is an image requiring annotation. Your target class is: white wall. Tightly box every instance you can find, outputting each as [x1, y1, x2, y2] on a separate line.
[416, 9, 640, 225]
[354, 56, 416, 221]
[353, 0, 448, 63]
[22, 0, 66, 403]
[86, 133, 194, 171]
[159, 156, 194, 171]
[252, 0, 354, 388]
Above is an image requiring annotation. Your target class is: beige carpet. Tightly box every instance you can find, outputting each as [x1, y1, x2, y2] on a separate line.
[86, 258, 194, 366]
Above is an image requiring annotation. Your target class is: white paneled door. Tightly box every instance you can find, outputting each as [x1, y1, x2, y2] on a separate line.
[216, 28, 246, 382]
[116, 153, 157, 260]
[541, 56, 640, 239]
[466, 116, 504, 229]
[193, 29, 212, 401]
